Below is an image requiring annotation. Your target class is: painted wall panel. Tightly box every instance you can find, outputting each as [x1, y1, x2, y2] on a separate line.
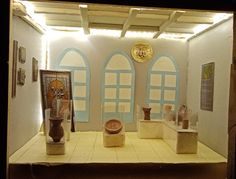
[9, 16, 46, 155]
[187, 18, 233, 157]
[48, 33, 188, 131]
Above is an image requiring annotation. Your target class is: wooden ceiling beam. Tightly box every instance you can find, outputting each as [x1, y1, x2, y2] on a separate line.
[90, 23, 122, 29]
[89, 22, 159, 31]
[30, 1, 80, 9]
[120, 8, 140, 37]
[34, 7, 80, 15]
[46, 19, 81, 27]
[136, 13, 169, 20]
[153, 11, 185, 38]
[129, 25, 159, 31]
[165, 30, 194, 34]
[88, 11, 128, 18]
[177, 16, 214, 24]
[79, 4, 90, 34]
[175, 21, 213, 25]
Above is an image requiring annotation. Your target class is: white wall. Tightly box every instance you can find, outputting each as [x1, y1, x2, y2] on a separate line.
[9, 16, 46, 155]
[187, 18, 233, 157]
[48, 34, 188, 131]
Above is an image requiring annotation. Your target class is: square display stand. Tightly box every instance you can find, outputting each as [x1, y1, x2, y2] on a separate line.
[103, 128, 125, 147]
[46, 141, 65, 155]
[137, 119, 163, 139]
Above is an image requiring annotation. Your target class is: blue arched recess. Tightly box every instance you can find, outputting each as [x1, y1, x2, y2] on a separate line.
[101, 52, 135, 123]
[57, 48, 90, 122]
[146, 55, 179, 119]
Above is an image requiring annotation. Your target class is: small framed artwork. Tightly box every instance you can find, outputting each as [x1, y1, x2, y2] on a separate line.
[32, 57, 38, 82]
[40, 70, 75, 131]
[19, 46, 26, 63]
[12, 40, 18, 97]
[200, 62, 215, 111]
[17, 68, 26, 85]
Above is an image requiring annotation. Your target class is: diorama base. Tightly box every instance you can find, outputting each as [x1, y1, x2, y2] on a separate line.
[46, 141, 65, 155]
[9, 132, 227, 179]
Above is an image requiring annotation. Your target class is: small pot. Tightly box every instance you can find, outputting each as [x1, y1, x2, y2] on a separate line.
[182, 120, 189, 129]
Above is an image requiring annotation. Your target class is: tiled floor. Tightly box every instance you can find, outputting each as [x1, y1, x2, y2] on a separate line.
[9, 131, 227, 164]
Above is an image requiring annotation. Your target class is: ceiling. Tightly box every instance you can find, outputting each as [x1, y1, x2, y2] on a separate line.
[14, 0, 233, 40]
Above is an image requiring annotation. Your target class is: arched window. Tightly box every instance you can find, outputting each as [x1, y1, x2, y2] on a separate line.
[58, 48, 90, 122]
[146, 56, 179, 119]
[102, 52, 135, 123]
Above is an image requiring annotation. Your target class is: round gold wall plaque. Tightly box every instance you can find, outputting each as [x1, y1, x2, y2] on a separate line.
[131, 42, 153, 63]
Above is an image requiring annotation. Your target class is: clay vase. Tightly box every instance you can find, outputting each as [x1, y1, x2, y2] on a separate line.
[182, 119, 189, 129]
[164, 105, 172, 113]
[178, 105, 187, 125]
[143, 107, 151, 120]
[49, 117, 64, 142]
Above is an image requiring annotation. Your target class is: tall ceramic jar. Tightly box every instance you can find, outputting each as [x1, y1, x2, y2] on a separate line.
[143, 107, 151, 120]
[49, 116, 64, 142]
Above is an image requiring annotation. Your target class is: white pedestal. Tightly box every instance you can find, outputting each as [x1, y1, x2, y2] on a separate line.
[163, 121, 198, 154]
[137, 119, 198, 154]
[46, 141, 65, 155]
[176, 131, 198, 154]
[103, 128, 125, 147]
[137, 120, 163, 139]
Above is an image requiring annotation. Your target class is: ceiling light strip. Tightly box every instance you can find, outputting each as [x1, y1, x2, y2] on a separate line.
[187, 15, 233, 41]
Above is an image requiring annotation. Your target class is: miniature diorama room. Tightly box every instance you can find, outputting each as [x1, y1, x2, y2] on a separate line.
[9, 0, 233, 178]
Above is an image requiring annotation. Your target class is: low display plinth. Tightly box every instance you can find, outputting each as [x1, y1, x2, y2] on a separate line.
[46, 141, 65, 155]
[163, 121, 198, 154]
[103, 128, 125, 147]
[137, 119, 198, 154]
[176, 131, 198, 154]
[137, 120, 163, 139]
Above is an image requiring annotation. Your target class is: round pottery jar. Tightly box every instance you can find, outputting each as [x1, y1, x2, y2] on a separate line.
[104, 119, 123, 134]
[49, 117, 64, 142]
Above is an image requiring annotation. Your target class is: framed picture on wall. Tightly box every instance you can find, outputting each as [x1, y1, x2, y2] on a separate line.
[32, 57, 38, 82]
[200, 62, 215, 111]
[19, 46, 26, 63]
[17, 68, 26, 85]
[40, 70, 75, 131]
[12, 40, 18, 97]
